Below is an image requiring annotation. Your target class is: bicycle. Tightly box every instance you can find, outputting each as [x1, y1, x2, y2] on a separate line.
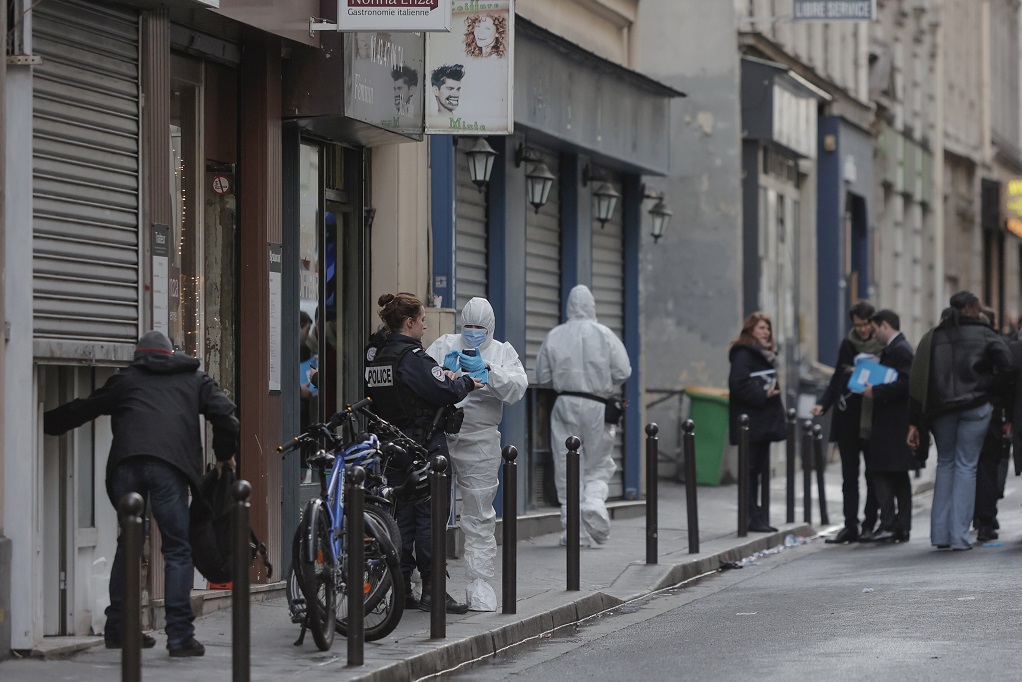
[278, 399, 405, 650]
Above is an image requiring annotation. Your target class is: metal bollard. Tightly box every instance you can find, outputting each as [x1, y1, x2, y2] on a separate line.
[812, 425, 830, 526]
[565, 436, 582, 591]
[801, 420, 813, 524]
[737, 414, 750, 537]
[231, 480, 252, 682]
[682, 419, 699, 554]
[346, 467, 366, 666]
[430, 455, 449, 639]
[119, 493, 144, 682]
[785, 408, 797, 524]
[645, 423, 659, 565]
[501, 446, 518, 614]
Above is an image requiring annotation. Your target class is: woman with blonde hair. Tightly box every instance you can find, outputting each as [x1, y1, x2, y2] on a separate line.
[728, 312, 787, 532]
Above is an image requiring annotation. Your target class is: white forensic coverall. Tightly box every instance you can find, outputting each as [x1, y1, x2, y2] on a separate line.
[535, 285, 632, 546]
[426, 297, 528, 611]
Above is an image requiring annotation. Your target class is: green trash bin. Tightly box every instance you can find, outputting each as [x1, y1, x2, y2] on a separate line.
[684, 386, 730, 486]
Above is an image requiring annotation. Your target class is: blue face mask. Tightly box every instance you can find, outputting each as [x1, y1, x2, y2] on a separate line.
[462, 327, 488, 348]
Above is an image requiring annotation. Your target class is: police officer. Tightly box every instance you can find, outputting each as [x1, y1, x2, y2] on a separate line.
[365, 292, 479, 613]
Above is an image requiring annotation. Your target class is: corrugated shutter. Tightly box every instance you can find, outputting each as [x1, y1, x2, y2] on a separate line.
[455, 150, 488, 314]
[591, 175, 626, 499]
[33, 0, 141, 343]
[524, 149, 561, 382]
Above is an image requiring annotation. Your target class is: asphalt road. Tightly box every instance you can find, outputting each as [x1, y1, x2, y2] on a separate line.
[447, 480, 1022, 681]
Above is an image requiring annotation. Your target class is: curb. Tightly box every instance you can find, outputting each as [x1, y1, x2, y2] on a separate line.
[346, 524, 816, 681]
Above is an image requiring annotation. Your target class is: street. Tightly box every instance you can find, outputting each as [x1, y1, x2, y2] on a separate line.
[447, 482, 1022, 681]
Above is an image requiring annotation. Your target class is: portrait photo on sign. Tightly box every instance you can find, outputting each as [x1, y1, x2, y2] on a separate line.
[345, 31, 426, 139]
[425, 0, 513, 134]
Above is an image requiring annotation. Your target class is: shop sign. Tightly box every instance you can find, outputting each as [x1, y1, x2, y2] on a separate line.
[1005, 179, 1022, 238]
[268, 244, 282, 393]
[345, 31, 426, 138]
[152, 223, 169, 337]
[424, 0, 513, 134]
[339, 0, 452, 32]
[792, 0, 875, 21]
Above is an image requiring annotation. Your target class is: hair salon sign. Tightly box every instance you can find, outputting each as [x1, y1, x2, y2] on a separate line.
[339, 0, 452, 32]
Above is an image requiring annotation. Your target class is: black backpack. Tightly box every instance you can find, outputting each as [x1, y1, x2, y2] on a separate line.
[189, 467, 273, 584]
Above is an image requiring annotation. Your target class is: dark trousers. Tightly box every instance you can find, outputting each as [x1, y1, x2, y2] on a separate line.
[974, 437, 1007, 528]
[837, 436, 878, 530]
[393, 429, 449, 587]
[107, 456, 195, 648]
[873, 470, 911, 534]
[748, 440, 771, 523]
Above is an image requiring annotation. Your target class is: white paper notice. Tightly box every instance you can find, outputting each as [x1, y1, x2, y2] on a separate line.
[152, 224, 169, 335]
[268, 244, 282, 392]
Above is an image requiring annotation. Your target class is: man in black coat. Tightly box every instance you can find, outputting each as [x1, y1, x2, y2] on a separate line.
[811, 301, 883, 543]
[44, 331, 238, 657]
[864, 310, 916, 543]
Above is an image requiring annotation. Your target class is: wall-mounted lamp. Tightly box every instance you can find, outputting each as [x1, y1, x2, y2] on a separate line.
[516, 144, 555, 213]
[464, 137, 498, 191]
[642, 186, 674, 243]
[583, 165, 620, 228]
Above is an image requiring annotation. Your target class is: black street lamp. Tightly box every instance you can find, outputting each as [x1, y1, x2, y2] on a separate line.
[464, 137, 497, 191]
[592, 181, 620, 228]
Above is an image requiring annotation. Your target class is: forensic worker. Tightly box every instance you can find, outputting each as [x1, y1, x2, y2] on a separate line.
[365, 293, 479, 613]
[535, 285, 632, 546]
[426, 297, 528, 611]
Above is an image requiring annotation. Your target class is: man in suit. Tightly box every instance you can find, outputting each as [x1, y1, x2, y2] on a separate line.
[863, 309, 916, 543]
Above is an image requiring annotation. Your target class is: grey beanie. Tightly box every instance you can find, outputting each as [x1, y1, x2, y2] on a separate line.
[135, 330, 174, 357]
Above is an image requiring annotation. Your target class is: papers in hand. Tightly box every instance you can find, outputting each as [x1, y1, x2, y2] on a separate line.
[846, 357, 898, 394]
[749, 369, 777, 392]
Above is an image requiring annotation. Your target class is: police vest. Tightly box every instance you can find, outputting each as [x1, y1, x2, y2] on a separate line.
[364, 340, 434, 430]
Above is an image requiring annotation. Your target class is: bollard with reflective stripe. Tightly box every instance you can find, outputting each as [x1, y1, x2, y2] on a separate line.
[346, 467, 366, 666]
[801, 420, 814, 524]
[430, 455, 448, 639]
[231, 480, 252, 682]
[565, 436, 581, 591]
[785, 408, 797, 524]
[119, 493, 144, 682]
[501, 446, 518, 614]
[682, 419, 699, 554]
[737, 414, 750, 537]
[645, 423, 659, 565]
[812, 424, 830, 526]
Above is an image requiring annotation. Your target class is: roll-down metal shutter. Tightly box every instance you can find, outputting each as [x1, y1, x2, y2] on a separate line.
[591, 175, 626, 499]
[33, 0, 141, 343]
[524, 149, 561, 382]
[455, 149, 488, 314]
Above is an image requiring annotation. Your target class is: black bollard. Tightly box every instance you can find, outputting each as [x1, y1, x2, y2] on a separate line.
[430, 455, 448, 639]
[801, 420, 813, 524]
[737, 414, 750, 537]
[565, 436, 581, 591]
[231, 480, 252, 682]
[785, 408, 797, 524]
[645, 423, 659, 565]
[682, 419, 699, 554]
[812, 425, 830, 526]
[346, 467, 366, 666]
[119, 493, 144, 682]
[501, 446, 518, 615]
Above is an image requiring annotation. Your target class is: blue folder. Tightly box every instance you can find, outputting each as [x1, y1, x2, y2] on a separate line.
[846, 357, 898, 394]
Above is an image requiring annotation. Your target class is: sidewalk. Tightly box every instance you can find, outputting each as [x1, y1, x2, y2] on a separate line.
[3, 455, 936, 681]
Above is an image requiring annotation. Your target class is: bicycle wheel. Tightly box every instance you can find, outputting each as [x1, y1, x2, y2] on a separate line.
[286, 526, 307, 624]
[336, 505, 405, 641]
[299, 500, 336, 651]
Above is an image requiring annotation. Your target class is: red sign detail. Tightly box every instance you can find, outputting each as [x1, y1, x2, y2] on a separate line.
[212, 175, 230, 195]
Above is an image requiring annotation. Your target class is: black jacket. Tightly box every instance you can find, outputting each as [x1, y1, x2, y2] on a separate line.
[924, 317, 1012, 420]
[43, 351, 238, 500]
[868, 333, 916, 472]
[728, 344, 786, 445]
[816, 337, 865, 443]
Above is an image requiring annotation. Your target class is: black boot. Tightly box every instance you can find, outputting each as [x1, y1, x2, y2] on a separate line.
[418, 581, 469, 614]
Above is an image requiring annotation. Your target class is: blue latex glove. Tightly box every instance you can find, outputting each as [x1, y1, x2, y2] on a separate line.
[443, 350, 463, 372]
[460, 350, 486, 373]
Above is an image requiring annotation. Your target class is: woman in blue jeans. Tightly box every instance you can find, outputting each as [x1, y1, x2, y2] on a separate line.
[908, 292, 1012, 551]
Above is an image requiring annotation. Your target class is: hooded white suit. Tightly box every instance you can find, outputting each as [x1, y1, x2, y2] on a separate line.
[535, 285, 632, 545]
[426, 297, 528, 611]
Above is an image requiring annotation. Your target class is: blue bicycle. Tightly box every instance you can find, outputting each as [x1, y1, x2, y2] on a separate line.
[279, 399, 405, 650]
